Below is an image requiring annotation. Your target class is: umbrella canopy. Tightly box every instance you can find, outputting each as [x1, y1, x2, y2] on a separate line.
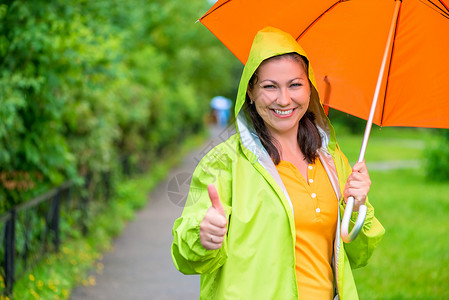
[200, 0, 449, 129]
[200, 0, 449, 242]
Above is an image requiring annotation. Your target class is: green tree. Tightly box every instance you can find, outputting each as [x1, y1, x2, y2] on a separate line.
[426, 130, 449, 182]
[0, 0, 239, 212]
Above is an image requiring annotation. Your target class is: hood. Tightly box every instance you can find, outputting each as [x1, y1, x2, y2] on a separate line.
[234, 27, 336, 157]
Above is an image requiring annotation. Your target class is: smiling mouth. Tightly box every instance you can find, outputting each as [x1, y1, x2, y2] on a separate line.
[273, 108, 295, 115]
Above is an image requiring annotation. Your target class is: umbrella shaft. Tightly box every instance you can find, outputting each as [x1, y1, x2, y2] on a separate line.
[358, 0, 402, 163]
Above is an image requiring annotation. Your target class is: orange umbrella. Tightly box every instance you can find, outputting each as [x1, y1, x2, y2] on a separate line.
[200, 0, 449, 128]
[199, 0, 449, 242]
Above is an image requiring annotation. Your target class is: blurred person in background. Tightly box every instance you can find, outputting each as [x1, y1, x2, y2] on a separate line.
[210, 96, 232, 127]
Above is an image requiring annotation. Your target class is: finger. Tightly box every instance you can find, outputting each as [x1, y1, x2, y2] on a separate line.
[209, 233, 225, 244]
[200, 209, 227, 237]
[352, 161, 368, 173]
[200, 238, 223, 250]
[208, 184, 225, 216]
[345, 180, 370, 193]
[347, 170, 371, 185]
[343, 190, 366, 210]
[207, 224, 228, 237]
[208, 210, 228, 228]
[200, 209, 227, 232]
[344, 182, 367, 195]
[200, 234, 224, 250]
[203, 241, 223, 250]
[344, 188, 368, 200]
[346, 178, 370, 190]
[345, 184, 369, 199]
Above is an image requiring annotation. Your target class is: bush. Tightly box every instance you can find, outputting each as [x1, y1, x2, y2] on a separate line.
[0, 0, 239, 212]
[327, 108, 367, 134]
[425, 130, 449, 181]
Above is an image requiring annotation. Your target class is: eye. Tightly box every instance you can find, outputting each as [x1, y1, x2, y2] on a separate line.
[290, 83, 302, 88]
[262, 84, 276, 89]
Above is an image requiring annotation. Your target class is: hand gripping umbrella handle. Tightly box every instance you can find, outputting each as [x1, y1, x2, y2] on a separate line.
[341, 196, 367, 243]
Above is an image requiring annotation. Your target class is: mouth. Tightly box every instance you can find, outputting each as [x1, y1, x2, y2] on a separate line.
[272, 108, 295, 117]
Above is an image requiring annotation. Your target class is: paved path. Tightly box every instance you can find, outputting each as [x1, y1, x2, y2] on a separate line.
[70, 126, 232, 300]
[367, 159, 420, 171]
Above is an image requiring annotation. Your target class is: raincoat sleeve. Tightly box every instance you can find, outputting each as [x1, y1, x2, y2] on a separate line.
[171, 145, 233, 275]
[336, 146, 385, 269]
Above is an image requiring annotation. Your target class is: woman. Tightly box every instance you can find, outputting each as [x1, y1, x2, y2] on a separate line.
[172, 27, 384, 299]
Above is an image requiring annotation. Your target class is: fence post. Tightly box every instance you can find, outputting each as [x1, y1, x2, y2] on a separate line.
[4, 210, 15, 296]
[81, 173, 92, 236]
[103, 171, 111, 201]
[121, 155, 130, 176]
[50, 189, 61, 252]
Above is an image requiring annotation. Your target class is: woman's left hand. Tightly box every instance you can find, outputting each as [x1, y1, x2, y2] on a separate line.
[343, 160, 371, 212]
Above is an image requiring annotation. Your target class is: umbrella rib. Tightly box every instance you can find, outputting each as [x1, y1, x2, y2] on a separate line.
[199, 0, 233, 21]
[438, 0, 449, 12]
[419, 0, 449, 19]
[295, 0, 344, 40]
[380, 1, 403, 126]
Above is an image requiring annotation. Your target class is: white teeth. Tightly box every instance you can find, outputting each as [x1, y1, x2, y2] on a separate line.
[274, 109, 293, 115]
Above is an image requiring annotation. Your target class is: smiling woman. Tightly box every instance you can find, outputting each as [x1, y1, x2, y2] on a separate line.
[172, 27, 384, 300]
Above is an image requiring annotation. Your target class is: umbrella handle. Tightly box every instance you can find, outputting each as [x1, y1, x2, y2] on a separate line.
[341, 196, 367, 243]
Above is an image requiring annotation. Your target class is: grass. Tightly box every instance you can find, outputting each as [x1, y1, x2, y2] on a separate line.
[10, 131, 208, 300]
[335, 127, 449, 299]
[354, 169, 449, 299]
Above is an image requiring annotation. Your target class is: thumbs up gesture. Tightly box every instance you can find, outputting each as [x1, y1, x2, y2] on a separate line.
[199, 184, 228, 250]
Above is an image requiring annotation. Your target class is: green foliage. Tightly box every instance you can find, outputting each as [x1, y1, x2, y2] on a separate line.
[425, 130, 449, 182]
[328, 108, 367, 134]
[0, 0, 239, 212]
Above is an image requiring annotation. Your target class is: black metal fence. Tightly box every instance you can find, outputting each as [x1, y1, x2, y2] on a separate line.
[0, 172, 111, 297]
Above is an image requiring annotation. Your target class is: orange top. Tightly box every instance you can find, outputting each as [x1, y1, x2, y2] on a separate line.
[276, 158, 338, 299]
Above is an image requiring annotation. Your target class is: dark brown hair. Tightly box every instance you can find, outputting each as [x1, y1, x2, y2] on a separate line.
[245, 53, 322, 165]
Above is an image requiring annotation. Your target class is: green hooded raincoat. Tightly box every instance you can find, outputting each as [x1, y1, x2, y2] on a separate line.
[172, 27, 385, 300]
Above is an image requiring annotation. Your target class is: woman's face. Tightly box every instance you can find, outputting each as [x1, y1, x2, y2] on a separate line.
[247, 56, 311, 138]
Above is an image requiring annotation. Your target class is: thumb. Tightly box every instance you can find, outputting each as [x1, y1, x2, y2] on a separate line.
[207, 184, 225, 216]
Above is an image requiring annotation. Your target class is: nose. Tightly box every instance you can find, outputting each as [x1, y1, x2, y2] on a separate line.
[276, 87, 292, 106]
